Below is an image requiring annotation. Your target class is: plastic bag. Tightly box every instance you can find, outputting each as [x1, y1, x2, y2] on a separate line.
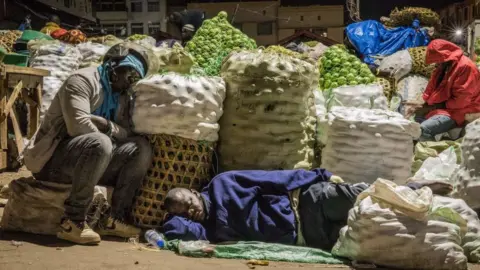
[412, 140, 462, 174]
[346, 20, 430, 65]
[413, 147, 459, 182]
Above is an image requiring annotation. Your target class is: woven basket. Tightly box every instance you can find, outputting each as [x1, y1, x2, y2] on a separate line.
[132, 134, 216, 228]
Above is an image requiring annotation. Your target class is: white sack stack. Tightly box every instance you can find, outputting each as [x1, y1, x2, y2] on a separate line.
[321, 107, 421, 184]
[29, 40, 82, 119]
[452, 119, 480, 210]
[219, 50, 318, 171]
[132, 73, 226, 142]
[326, 83, 388, 111]
[333, 179, 469, 270]
[76, 42, 110, 68]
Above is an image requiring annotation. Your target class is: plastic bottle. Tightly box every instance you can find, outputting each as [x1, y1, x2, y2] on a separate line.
[145, 230, 166, 249]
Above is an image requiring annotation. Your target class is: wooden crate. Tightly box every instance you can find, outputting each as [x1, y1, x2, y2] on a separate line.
[0, 64, 50, 171]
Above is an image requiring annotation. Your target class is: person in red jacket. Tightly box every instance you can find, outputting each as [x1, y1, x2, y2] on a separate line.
[407, 39, 480, 141]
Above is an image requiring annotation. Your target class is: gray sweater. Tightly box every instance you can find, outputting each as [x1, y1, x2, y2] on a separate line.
[23, 67, 132, 173]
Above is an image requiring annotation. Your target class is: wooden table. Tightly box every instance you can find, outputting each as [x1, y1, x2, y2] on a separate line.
[0, 64, 50, 171]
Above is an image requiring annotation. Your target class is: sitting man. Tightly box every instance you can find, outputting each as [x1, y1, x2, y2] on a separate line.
[23, 43, 152, 245]
[406, 39, 480, 141]
[162, 169, 451, 250]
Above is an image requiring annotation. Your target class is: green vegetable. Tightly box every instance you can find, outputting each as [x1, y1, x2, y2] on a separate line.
[185, 11, 257, 76]
[317, 45, 376, 91]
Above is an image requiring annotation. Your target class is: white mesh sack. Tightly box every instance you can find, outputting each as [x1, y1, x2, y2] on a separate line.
[326, 83, 388, 111]
[321, 107, 421, 184]
[29, 41, 82, 119]
[218, 50, 318, 170]
[452, 119, 480, 210]
[396, 74, 429, 116]
[132, 73, 226, 142]
[434, 196, 480, 263]
[333, 179, 468, 270]
[378, 49, 413, 80]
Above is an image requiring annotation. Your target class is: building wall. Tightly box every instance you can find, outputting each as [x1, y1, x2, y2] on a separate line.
[278, 5, 343, 42]
[35, 0, 96, 21]
[186, 1, 343, 45]
[438, 0, 480, 27]
[96, 0, 167, 36]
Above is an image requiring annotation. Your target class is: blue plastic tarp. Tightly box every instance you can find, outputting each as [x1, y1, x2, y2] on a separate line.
[346, 19, 430, 65]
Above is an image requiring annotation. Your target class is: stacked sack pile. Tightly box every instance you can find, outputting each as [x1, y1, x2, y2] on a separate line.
[333, 179, 479, 270]
[131, 44, 226, 228]
[377, 46, 435, 114]
[219, 49, 317, 171]
[321, 107, 420, 184]
[28, 40, 82, 118]
[315, 46, 388, 164]
[76, 42, 110, 68]
[87, 35, 123, 47]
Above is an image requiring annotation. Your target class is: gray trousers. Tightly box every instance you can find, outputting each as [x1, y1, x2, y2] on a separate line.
[34, 133, 152, 222]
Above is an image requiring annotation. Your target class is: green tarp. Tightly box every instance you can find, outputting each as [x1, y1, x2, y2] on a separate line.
[167, 240, 346, 264]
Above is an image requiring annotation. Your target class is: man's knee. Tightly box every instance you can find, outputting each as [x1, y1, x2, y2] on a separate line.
[127, 136, 152, 166]
[81, 133, 113, 157]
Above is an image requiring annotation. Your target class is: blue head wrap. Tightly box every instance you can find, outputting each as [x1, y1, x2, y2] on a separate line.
[94, 54, 146, 121]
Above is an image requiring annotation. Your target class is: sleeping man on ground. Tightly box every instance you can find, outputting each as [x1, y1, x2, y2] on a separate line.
[162, 169, 452, 250]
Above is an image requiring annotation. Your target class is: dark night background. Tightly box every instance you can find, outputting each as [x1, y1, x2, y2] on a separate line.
[188, 0, 465, 22]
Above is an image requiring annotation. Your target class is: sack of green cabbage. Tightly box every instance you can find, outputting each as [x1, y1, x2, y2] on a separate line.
[219, 50, 317, 171]
[132, 72, 226, 142]
[332, 179, 469, 270]
[152, 43, 195, 74]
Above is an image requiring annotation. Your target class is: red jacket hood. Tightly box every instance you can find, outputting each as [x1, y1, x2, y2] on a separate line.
[425, 39, 464, 65]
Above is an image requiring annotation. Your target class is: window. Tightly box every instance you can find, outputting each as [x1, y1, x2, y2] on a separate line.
[131, 1, 143, 12]
[97, 1, 126, 11]
[131, 22, 144, 34]
[233, 22, 243, 31]
[257, 22, 273, 36]
[148, 22, 161, 34]
[102, 23, 127, 36]
[148, 1, 160, 12]
[114, 1, 127, 11]
[64, 0, 71, 8]
[465, 8, 469, 21]
[317, 15, 321, 20]
[300, 16, 304, 21]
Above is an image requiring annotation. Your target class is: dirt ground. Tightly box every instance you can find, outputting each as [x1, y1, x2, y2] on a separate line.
[0, 168, 351, 270]
[0, 169, 479, 270]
